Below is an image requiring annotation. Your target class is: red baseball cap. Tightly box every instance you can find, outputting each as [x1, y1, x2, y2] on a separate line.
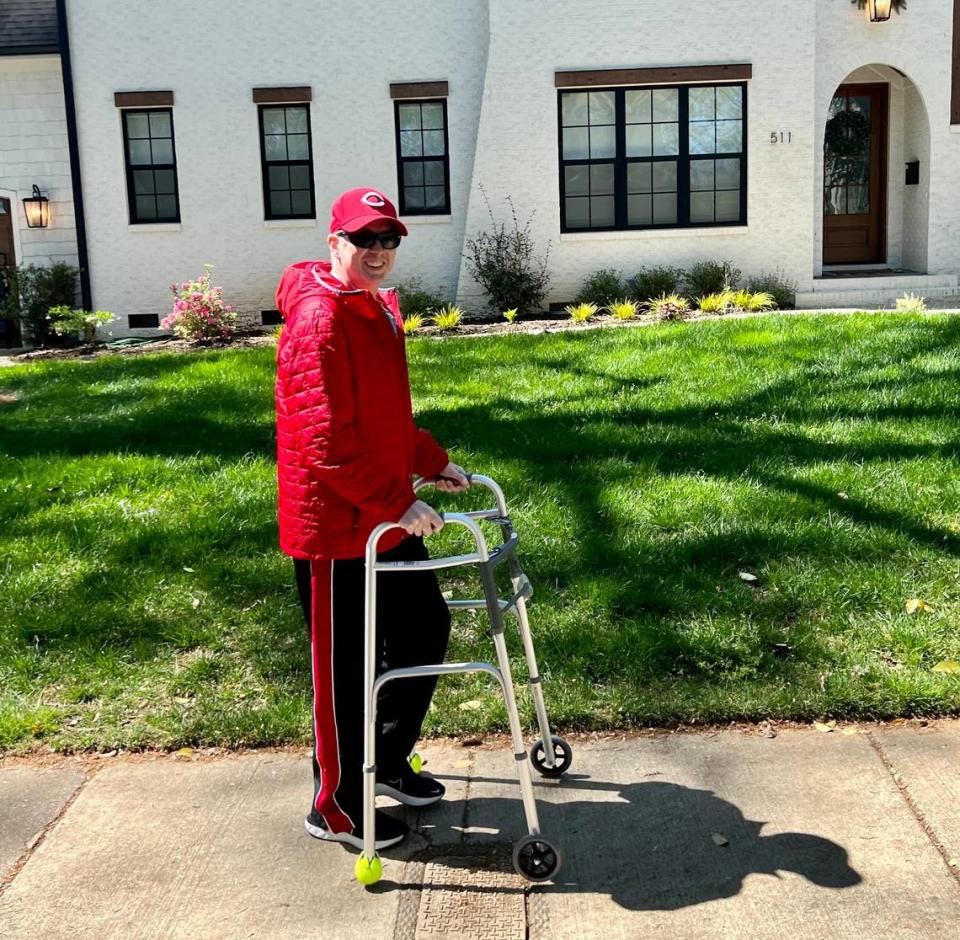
[329, 187, 408, 236]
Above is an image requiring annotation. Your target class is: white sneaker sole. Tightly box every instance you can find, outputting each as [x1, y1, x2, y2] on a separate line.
[374, 781, 443, 807]
[304, 817, 405, 850]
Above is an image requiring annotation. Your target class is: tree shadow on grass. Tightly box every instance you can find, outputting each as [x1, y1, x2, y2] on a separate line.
[2, 317, 959, 724]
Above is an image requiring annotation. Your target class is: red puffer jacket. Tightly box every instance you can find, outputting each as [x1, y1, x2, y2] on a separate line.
[274, 260, 449, 559]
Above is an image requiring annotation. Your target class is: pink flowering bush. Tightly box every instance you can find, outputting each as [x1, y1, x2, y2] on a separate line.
[161, 264, 236, 342]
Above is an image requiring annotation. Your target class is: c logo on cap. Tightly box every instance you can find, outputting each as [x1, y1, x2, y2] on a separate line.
[361, 191, 386, 207]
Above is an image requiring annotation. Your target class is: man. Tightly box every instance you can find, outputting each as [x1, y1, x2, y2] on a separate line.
[274, 187, 469, 850]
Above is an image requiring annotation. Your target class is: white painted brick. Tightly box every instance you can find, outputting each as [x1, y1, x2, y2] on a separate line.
[6, 1, 957, 333]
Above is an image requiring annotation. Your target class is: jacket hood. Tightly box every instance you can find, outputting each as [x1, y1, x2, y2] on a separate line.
[275, 260, 397, 321]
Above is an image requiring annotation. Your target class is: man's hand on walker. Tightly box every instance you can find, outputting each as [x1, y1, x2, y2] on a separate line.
[399, 499, 445, 537]
[434, 462, 471, 493]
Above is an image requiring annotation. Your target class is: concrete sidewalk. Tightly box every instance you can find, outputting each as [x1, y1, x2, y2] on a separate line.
[1, 722, 958, 939]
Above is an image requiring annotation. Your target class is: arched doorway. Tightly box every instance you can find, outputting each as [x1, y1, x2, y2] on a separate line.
[821, 65, 930, 272]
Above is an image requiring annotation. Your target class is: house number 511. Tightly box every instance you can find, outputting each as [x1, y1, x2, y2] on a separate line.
[770, 131, 793, 143]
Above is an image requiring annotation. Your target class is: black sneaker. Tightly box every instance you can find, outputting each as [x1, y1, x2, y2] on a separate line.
[304, 809, 407, 850]
[375, 764, 446, 807]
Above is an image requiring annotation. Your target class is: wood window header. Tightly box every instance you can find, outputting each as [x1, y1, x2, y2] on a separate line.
[114, 91, 174, 108]
[390, 81, 449, 100]
[252, 86, 312, 104]
[952, 0, 960, 124]
[555, 64, 752, 89]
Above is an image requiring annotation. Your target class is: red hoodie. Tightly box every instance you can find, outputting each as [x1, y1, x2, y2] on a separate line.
[274, 260, 449, 559]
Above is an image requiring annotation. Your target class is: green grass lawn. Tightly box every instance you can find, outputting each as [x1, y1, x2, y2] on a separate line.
[2, 312, 960, 754]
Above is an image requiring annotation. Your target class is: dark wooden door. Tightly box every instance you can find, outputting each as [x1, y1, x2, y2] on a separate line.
[0, 197, 20, 346]
[823, 83, 888, 265]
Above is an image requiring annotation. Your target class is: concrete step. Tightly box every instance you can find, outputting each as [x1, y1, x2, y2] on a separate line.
[810, 272, 958, 292]
[797, 281, 960, 310]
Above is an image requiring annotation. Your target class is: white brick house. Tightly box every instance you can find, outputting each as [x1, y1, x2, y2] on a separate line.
[3, 0, 960, 338]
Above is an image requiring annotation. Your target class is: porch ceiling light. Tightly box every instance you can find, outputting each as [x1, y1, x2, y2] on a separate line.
[23, 185, 49, 229]
[867, 0, 893, 22]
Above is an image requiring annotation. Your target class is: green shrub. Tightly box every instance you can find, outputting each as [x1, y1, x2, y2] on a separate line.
[575, 269, 623, 308]
[608, 299, 640, 320]
[895, 292, 927, 314]
[648, 293, 690, 320]
[624, 266, 684, 303]
[395, 277, 446, 318]
[47, 305, 116, 344]
[0, 261, 79, 346]
[463, 191, 551, 314]
[431, 304, 464, 331]
[685, 260, 741, 298]
[403, 313, 424, 334]
[747, 270, 796, 309]
[566, 302, 598, 322]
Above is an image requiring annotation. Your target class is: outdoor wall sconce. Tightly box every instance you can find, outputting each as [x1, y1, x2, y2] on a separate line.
[867, 0, 893, 22]
[23, 185, 49, 228]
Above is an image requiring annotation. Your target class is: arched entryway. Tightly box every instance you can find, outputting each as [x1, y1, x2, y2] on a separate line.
[820, 64, 930, 273]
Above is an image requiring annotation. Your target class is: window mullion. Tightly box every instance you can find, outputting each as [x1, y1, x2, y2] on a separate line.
[678, 87, 690, 227]
[614, 89, 626, 229]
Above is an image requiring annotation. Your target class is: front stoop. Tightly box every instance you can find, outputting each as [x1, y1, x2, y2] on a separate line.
[796, 273, 960, 310]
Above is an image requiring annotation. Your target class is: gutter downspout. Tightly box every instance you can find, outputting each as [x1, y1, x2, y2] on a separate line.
[55, 0, 91, 310]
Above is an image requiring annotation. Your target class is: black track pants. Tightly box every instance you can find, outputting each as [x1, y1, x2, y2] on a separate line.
[294, 535, 451, 833]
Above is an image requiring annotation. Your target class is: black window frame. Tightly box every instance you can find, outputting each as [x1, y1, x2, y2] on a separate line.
[121, 107, 181, 225]
[393, 97, 451, 216]
[558, 82, 748, 233]
[258, 103, 317, 221]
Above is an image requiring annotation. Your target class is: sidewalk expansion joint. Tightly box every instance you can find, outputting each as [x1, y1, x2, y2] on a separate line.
[0, 770, 90, 897]
[865, 730, 960, 890]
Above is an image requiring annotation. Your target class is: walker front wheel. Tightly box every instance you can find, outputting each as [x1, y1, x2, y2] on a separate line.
[529, 736, 572, 778]
[512, 835, 561, 882]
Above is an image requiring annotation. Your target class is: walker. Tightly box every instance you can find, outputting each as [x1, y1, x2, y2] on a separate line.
[354, 474, 572, 886]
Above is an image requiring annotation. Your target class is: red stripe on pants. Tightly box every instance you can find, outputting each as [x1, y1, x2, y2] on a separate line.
[309, 559, 355, 833]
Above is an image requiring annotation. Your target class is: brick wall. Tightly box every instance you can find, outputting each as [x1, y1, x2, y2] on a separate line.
[62, 0, 960, 330]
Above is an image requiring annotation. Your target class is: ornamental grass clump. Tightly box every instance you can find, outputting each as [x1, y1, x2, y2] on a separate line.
[503, 308, 518, 322]
[745, 291, 776, 311]
[697, 290, 737, 314]
[608, 299, 640, 320]
[566, 301, 598, 323]
[648, 293, 690, 321]
[895, 292, 927, 314]
[161, 264, 236, 342]
[431, 304, 463, 331]
[403, 313, 424, 334]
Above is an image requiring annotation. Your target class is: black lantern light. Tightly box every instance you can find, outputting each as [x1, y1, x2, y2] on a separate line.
[867, 0, 893, 22]
[23, 185, 49, 229]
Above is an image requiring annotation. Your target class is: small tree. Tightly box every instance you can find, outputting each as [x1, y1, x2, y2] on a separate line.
[464, 190, 550, 316]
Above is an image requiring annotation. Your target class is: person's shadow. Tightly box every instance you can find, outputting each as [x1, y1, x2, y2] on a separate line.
[407, 773, 861, 910]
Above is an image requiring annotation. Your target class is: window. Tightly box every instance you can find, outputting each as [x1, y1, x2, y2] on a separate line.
[558, 83, 747, 232]
[259, 105, 316, 219]
[122, 109, 180, 224]
[394, 99, 450, 215]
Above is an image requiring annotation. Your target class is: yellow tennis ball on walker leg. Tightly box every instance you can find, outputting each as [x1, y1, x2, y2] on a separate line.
[355, 853, 382, 885]
[408, 752, 423, 774]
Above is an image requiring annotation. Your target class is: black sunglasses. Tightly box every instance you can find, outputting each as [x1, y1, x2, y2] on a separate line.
[338, 229, 402, 250]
